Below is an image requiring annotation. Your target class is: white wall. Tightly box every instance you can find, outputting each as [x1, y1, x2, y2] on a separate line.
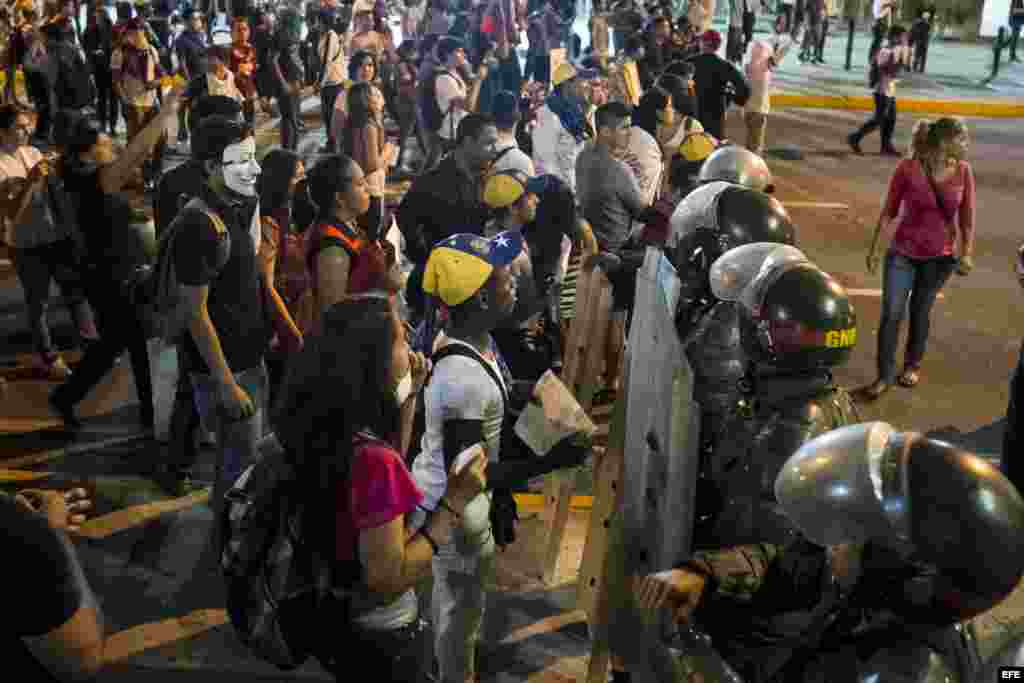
[980, 0, 1011, 37]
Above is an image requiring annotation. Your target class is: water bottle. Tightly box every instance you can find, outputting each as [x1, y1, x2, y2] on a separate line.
[667, 625, 745, 683]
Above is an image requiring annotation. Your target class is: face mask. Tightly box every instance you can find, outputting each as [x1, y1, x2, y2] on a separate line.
[394, 371, 413, 406]
[221, 137, 260, 197]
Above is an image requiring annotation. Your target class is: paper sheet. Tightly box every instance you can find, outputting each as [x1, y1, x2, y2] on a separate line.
[514, 370, 597, 456]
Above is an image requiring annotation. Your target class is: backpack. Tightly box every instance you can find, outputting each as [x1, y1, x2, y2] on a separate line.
[417, 67, 454, 134]
[220, 437, 350, 670]
[54, 42, 96, 109]
[130, 196, 229, 344]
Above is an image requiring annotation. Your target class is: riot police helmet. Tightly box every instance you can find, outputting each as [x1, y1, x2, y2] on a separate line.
[737, 262, 857, 371]
[666, 183, 796, 282]
[697, 144, 774, 193]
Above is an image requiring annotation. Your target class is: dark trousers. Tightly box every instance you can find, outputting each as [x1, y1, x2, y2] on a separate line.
[1012, 19, 1024, 61]
[319, 619, 429, 683]
[743, 11, 756, 48]
[817, 17, 829, 59]
[92, 63, 119, 132]
[913, 37, 929, 72]
[524, 53, 551, 83]
[13, 239, 91, 356]
[875, 251, 956, 383]
[727, 25, 745, 63]
[25, 70, 53, 139]
[1003, 341, 1024, 492]
[852, 92, 897, 150]
[166, 366, 201, 475]
[320, 83, 343, 150]
[278, 88, 301, 151]
[52, 273, 154, 426]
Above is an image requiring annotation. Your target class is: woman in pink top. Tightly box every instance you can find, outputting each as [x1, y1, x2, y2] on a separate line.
[863, 117, 976, 399]
[274, 296, 486, 680]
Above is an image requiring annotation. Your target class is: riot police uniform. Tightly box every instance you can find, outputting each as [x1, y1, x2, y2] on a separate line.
[674, 424, 1024, 682]
[692, 251, 860, 549]
[665, 182, 796, 462]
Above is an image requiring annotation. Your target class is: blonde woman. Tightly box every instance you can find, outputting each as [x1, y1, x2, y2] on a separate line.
[863, 117, 975, 400]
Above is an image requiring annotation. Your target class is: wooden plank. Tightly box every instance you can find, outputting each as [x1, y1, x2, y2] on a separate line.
[540, 266, 614, 585]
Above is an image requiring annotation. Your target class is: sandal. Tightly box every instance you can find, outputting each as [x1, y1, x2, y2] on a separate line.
[859, 380, 891, 402]
[898, 366, 921, 388]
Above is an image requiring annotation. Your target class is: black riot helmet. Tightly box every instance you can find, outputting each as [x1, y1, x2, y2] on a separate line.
[739, 263, 856, 371]
[666, 182, 796, 284]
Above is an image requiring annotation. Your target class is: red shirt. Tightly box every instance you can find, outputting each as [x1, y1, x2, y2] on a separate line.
[883, 159, 975, 260]
[336, 437, 423, 563]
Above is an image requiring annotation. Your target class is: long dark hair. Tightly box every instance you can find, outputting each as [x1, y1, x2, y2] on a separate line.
[634, 86, 670, 140]
[274, 296, 400, 557]
[348, 49, 377, 82]
[341, 81, 376, 159]
[258, 148, 301, 214]
[307, 153, 357, 221]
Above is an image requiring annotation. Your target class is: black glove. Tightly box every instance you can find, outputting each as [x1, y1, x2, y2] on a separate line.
[490, 487, 519, 549]
[545, 436, 590, 470]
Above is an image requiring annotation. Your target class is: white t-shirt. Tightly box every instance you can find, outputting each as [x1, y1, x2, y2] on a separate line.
[435, 72, 468, 141]
[412, 336, 507, 511]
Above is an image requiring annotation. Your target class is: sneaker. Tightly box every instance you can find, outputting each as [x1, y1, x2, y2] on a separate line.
[847, 134, 863, 155]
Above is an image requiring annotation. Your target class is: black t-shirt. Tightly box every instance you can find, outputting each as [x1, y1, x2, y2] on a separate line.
[173, 188, 270, 375]
[687, 53, 751, 133]
[154, 158, 206, 236]
[62, 164, 139, 279]
[0, 494, 83, 682]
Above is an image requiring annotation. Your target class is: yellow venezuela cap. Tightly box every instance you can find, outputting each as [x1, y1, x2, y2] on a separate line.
[678, 131, 719, 163]
[483, 170, 547, 209]
[423, 231, 525, 306]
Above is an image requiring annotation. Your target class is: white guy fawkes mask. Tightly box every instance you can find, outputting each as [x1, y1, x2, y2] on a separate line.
[221, 137, 260, 197]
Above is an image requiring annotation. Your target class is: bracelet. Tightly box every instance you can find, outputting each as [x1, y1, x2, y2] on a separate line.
[439, 497, 461, 519]
[419, 527, 439, 554]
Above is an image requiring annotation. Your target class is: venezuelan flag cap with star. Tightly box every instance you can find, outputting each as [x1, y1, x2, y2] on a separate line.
[424, 231, 525, 306]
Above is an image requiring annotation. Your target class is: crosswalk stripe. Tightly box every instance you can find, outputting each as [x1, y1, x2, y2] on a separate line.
[104, 609, 228, 664]
[76, 489, 210, 540]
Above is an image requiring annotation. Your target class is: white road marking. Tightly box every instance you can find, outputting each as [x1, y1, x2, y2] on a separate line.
[848, 288, 945, 299]
[782, 201, 851, 209]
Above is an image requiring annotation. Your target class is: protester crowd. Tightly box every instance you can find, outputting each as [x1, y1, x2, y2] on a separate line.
[0, 0, 1008, 681]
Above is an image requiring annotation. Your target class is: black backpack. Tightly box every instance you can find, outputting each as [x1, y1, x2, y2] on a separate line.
[417, 68, 454, 134]
[54, 42, 96, 109]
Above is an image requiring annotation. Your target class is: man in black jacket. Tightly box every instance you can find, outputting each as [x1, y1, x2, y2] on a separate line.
[686, 30, 750, 140]
[396, 113, 499, 313]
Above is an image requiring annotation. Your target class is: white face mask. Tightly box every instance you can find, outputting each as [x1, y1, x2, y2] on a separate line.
[394, 371, 413, 406]
[221, 137, 260, 197]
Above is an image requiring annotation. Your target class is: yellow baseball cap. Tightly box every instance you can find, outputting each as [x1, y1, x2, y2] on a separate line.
[423, 231, 525, 306]
[483, 170, 546, 209]
[678, 131, 719, 163]
[552, 62, 599, 88]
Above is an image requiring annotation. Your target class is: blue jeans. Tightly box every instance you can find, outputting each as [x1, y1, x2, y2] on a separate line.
[876, 251, 956, 383]
[190, 363, 268, 508]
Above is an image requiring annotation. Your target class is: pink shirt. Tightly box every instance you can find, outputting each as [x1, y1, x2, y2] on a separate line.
[883, 159, 975, 260]
[336, 436, 423, 563]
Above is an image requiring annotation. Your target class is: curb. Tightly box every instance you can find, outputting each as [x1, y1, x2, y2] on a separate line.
[773, 93, 1024, 117]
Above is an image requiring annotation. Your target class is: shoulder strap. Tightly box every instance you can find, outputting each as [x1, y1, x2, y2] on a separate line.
[313, 221, 363, 258]
[923, 164, 954, 225]
[491, 145, 517, 167]
[432, 342, 509, 413]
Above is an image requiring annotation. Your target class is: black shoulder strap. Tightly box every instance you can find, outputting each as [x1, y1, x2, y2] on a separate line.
[491, 145, 518, 168]
[431, 342, 509, 413]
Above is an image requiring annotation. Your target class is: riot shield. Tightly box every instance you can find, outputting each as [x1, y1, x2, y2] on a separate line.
[606, 247, 702, 683]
